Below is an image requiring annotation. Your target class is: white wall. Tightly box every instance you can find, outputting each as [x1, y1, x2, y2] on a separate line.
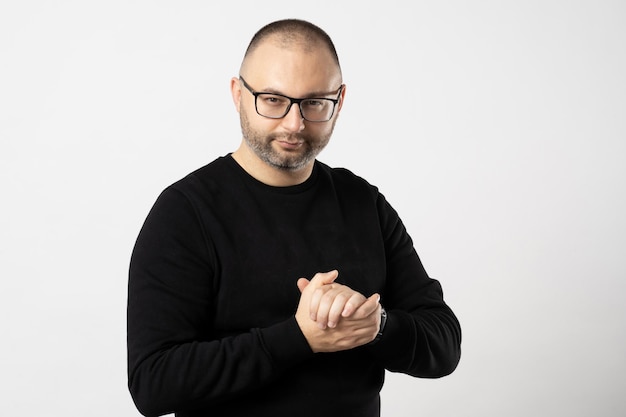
[1, 1, 624, 416]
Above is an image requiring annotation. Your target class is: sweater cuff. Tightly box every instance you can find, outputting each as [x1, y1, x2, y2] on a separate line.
[258, 316, 314, 370]
[365, 310, 412, 359]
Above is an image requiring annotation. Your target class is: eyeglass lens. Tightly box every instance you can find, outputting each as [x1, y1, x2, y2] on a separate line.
[255, 94, 335, 122]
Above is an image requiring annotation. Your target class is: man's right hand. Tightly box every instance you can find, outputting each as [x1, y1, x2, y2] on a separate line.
[295, 270, 381, 353]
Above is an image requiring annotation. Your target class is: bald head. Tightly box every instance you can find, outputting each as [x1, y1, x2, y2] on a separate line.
[240, 19, 342, 77]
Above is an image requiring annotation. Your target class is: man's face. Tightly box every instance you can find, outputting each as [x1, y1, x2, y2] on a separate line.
[236, 40, 344, 172]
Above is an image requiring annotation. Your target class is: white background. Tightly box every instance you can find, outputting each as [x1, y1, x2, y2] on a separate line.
[1, 1, 624, 416]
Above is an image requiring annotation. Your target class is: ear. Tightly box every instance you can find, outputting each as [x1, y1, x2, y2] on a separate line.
[335, 83, 347, 114]
[230, 77, 242, 112]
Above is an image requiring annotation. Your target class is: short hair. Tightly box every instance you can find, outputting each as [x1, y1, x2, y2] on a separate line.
[242, 19, 341, 71]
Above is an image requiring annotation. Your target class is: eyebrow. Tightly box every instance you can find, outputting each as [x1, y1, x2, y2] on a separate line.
[257, 83, 341, 98]
[240, 75, 342, 99]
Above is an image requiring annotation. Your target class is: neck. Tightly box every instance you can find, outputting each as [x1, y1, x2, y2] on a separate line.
[231, 142, 314, 187]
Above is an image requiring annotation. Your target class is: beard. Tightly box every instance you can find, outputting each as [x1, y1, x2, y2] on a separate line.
[240, 106, 335, 172]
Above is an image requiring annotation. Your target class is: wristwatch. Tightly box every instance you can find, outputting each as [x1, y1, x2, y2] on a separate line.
[370, 306, 387, 345]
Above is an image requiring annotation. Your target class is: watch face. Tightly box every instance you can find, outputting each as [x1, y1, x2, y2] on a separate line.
[379, 308, 387, 332]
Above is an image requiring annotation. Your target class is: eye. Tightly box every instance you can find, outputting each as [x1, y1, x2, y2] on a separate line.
[302, 99, 325, 108]
[260, 94, 289, 106]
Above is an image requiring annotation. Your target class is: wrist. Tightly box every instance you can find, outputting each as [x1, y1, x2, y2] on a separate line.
[369, 306, 387, 345]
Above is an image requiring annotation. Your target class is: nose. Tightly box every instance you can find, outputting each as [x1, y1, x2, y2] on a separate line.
[281, 102, 305, 132]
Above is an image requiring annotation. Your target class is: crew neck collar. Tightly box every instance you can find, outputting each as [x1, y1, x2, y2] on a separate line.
[226, 154, 319, 194]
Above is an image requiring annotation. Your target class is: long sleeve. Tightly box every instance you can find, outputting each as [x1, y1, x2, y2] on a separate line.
[366, 192, 462, 377]
[127, 187, 313, 416]
[127, 157, 460, 417]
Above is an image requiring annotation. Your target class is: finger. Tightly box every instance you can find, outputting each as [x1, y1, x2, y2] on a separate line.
[309, 270, 339, 287]
[315, 286, 344, 329]
[296, 278, 310, 293]
[351, 293, 381, 319]
[320, 286, 362, 328]
[307, 271, 339, 323]
[309, 286, 326, 323]
[327, 292, 351, 328]
[341, 292, 368, 318]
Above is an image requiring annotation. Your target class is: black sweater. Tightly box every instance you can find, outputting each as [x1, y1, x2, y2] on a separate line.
[127, 155, 461, 417]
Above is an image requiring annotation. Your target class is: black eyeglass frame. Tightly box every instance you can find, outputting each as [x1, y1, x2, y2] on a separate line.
[239, 76, 344, 122]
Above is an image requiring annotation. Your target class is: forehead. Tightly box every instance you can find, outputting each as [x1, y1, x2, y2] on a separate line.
[241, 38, 342, 96]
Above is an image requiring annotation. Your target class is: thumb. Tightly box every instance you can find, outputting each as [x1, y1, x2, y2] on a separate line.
[310, 269, 339, 287]
[296, 278, 310, 293]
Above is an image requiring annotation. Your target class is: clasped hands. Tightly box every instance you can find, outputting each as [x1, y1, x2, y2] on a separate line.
[295, 270, 381, 353]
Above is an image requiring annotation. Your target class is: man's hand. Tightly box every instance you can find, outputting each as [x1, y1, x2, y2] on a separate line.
[295, 270, 381, 353]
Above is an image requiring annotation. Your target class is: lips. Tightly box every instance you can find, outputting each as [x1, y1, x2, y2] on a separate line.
[276, 140, 303, 150]
[273, 134, 306, 149]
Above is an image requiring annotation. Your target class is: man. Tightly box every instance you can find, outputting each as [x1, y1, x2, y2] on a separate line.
[127, 18, 461, 417]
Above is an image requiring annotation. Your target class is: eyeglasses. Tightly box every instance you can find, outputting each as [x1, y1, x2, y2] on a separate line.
[239, 76, 343, 122]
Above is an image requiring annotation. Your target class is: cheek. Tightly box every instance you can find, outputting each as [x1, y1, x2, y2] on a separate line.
[242, 108, 276, 135]
[311, 121, 336, 139]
